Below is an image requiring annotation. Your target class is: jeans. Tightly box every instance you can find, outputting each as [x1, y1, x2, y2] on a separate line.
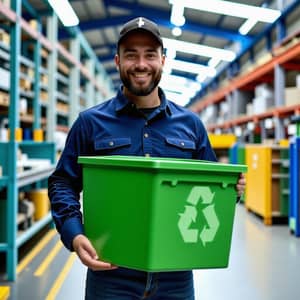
[85, 267, 195, 299]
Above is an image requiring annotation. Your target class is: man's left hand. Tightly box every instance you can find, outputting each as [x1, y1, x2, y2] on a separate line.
[236, 173, 246, 197]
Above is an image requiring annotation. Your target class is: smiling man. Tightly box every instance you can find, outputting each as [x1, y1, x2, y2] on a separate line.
[48, 17, 246, 300]
[115, 17, 165, 102]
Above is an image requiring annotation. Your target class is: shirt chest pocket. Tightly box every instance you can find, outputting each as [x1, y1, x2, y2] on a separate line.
[164, 137, 196, 158]
[94, 137, 132, 155]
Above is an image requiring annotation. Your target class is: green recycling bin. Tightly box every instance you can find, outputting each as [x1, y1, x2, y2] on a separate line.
[78, 155, 247, 271]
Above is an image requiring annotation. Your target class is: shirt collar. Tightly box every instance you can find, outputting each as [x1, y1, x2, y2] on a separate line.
[114, 86, 172, 116]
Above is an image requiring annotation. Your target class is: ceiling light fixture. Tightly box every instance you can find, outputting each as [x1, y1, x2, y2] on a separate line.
[208, 57, 221, 68]
[166, 48, 177, 60]
[169, 0, 281, 23]
[172, 27, 182, 37]
[48, 0, 79, 27]
[164, 91, 193, 106]
[165, 58, 217, 77]
[170, 3, 186, 27]
[239, 18, 258, 35]
[161, 73, 202, 90]
[196, 73, 208, 83]
[161, 74, 203, 106]
[163, 38, 236, 61]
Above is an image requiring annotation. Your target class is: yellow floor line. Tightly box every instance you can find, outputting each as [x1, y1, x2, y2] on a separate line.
[0, 286, 10, 300]
[45, 253, 77, 300]
[34, 240, 63, 277]
[17, 229, 57, 274]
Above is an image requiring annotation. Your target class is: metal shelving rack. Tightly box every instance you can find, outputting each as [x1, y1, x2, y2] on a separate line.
[188, 1, 300, 143]
[0, 0, 114, 280]
[189, 38, 300, 139]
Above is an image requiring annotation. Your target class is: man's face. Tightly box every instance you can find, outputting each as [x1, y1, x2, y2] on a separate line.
[115, 31, 165, 97]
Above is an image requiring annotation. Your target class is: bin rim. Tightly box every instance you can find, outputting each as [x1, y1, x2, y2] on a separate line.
[78, 155, 247, 173]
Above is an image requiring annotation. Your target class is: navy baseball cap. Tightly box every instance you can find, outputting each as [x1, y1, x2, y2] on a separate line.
[117, 17, 163, 49]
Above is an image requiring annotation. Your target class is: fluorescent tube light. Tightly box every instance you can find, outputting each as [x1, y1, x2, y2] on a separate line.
[161, 73, 202, 91]
[166, 48, 177, 60]
[170, 3, 186, 26]
[164, 91, 193, 106]
[169, 0, 281, 23]
[208, 57, 221, 68]
[196, 73, 207, 83]
[48, 0, 79, 27]
[163, 38, 236, 61]
[165, 58, 217, 77]
[239, 18, 258, 35]
[163, 86, 197, 98]
[161, 73, 202, 106]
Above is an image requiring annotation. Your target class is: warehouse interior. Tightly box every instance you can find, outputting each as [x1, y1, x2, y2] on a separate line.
[0, 0, 300, 299]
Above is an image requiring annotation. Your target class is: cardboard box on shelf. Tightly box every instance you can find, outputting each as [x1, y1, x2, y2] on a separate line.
[29, 20, 38, 30]
[253, 96, 274, 114]
[0, 91, 9, 106]
[41, 74, 48, 85]
[255, 83, 274, 99]
[0, 29, 10, 46]
[40, 91, 48, 102]
[57, 61, 70, 75]
[19, 78, 31, 91]
[285, 87, 300, 106]
[56, 102, 69, 113]
[19, 98, 28, 116]
[0, 68, 10, 90]
[246, 103, 253, 115]
[255, 53, 273, 67]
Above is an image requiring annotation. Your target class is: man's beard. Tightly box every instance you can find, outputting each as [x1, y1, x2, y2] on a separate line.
[120, 67, 162, 96]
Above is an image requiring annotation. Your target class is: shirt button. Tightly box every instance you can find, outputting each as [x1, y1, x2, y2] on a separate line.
[144, 133, 149, 138]
[109, 141, 114, 146]
[180, 142, 185, 146]
[145, 153, 150, 157]
[145, 121, 148, 126]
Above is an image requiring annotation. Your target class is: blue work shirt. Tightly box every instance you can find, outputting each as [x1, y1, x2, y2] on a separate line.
[48, 87, 217, 250]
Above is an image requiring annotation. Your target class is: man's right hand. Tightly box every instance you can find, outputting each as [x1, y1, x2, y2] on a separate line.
[72, 234, 118, 271]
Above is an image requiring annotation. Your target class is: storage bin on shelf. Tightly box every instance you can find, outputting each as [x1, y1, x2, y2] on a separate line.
[78, 155, 246, 272]
[245, 144, 289, 225]
[208, 134, 237, 163]
[28, 188, 49, 221]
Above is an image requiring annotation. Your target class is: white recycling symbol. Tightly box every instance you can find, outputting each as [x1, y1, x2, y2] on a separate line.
[177, 186, 220, 246]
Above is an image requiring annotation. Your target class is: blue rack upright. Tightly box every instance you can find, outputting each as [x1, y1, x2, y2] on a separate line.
[289, 116, 300, 237]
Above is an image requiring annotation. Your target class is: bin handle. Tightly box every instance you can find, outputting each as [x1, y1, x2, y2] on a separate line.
[162, 180, 229, 189]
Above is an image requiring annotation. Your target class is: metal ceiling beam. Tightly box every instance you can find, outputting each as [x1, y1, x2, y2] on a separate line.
[62, 2, 251, 46]
[97, 53, 115, 63]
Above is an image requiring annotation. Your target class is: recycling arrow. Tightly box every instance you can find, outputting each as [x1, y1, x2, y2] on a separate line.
[178, 205, 198, 243]
[199, 204, 220, 246]
[187, 186, 215, 205]
[178, 186, 220, 246]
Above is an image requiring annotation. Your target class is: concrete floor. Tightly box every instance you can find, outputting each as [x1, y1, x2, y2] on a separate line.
[2, 204, 300, 300]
